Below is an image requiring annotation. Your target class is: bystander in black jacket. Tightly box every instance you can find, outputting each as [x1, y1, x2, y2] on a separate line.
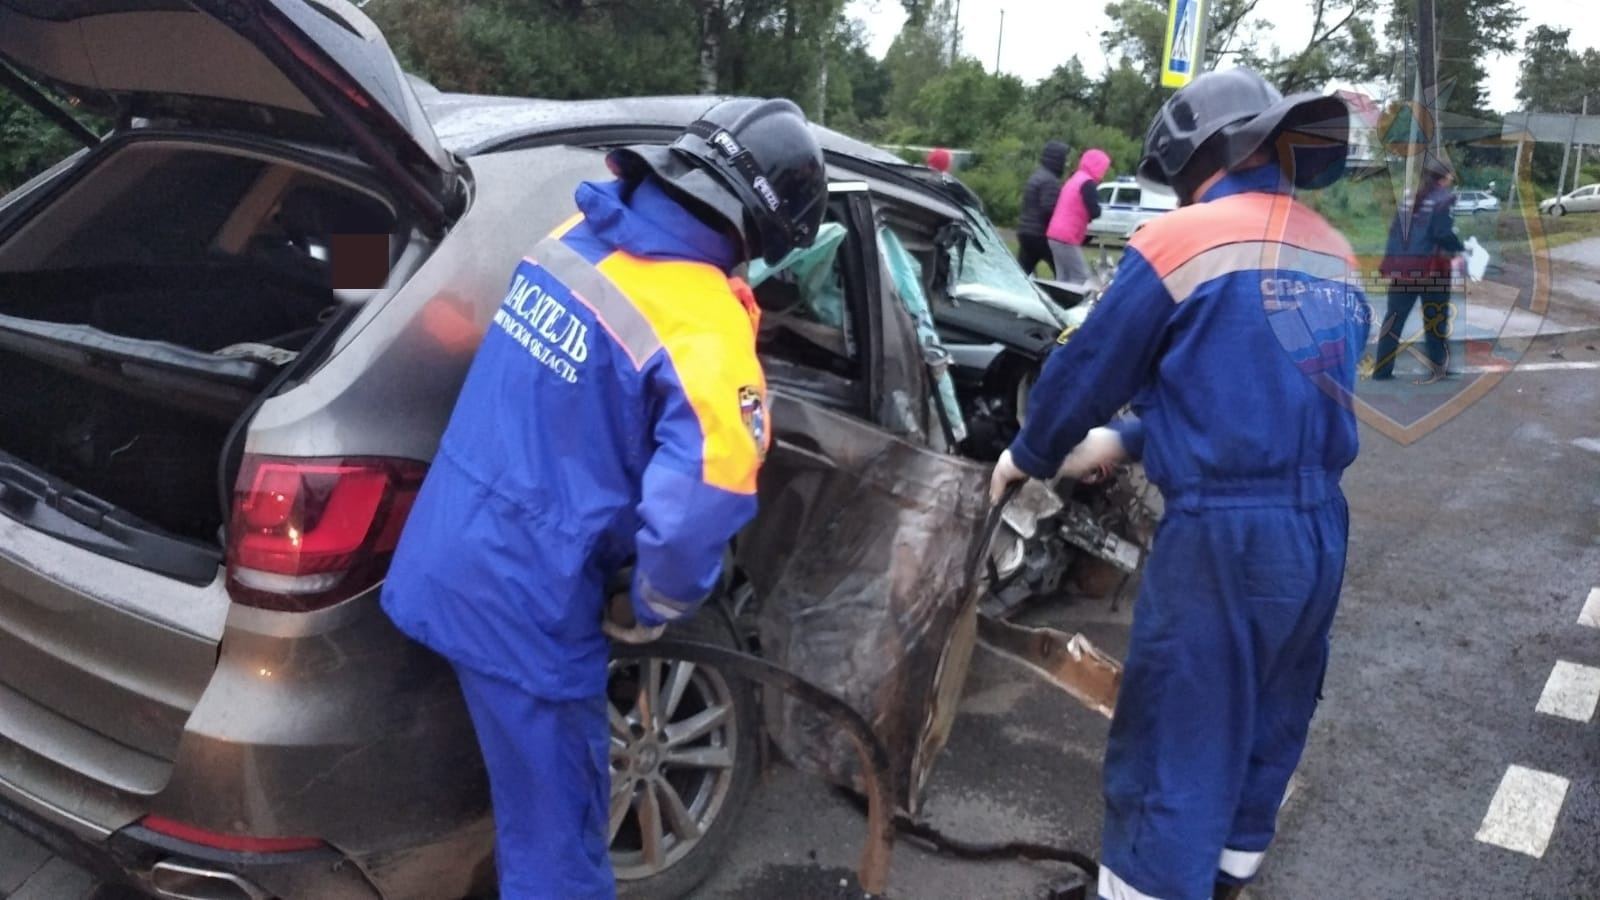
[1015, 140, 1069, 277]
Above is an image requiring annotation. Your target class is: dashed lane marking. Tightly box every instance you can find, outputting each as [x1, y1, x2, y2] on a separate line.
[1535, 661, 1600, 722]
[1579, 587, 1600, 629]
[1475, 765, 1570, 859]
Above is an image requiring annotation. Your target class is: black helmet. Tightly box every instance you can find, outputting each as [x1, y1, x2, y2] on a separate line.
[1137, 67, 1350, 202]
[608, 98, 828, 266]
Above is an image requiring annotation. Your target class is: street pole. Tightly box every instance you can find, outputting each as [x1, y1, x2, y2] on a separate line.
[951, 0, 961, 66]
[1416, 0, 1438, 160]
[1576, 95, 1590, 190]
[1559, 113, 1575, 195]
[1404, 41, 1420, 205]
[996, 9, 1004, 74]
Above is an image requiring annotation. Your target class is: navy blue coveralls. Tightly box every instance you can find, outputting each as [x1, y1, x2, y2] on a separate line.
[381, 176, 768, 899]
[1007, 166, 1371, 899]
[1373, 180, 1465, 378]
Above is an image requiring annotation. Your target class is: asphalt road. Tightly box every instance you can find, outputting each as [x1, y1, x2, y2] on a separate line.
[701, 331, 1600, 899]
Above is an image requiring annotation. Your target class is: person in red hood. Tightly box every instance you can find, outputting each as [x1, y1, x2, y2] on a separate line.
[1045, 148, 1112, 285]
[926, 146, 953, 173]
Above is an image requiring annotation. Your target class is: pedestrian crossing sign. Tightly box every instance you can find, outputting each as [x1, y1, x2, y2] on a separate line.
[1161, 0, 1206, 88]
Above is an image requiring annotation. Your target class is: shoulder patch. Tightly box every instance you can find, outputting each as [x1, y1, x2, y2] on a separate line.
[739, 385, 768, 459]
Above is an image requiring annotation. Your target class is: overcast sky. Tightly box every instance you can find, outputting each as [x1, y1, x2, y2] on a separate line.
[847, 0, 1598, 113]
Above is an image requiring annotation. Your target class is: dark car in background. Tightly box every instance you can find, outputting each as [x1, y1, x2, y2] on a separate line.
[0, 2, 1095, 898]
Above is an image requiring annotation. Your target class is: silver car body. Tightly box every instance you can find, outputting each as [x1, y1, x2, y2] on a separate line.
[1540, 183, 1600, 215]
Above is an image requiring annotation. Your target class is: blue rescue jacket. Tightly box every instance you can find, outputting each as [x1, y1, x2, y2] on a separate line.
[381, 177, 768, 699]
[1009, 166, 1372, 502]
[1380, 181, 1466, 283]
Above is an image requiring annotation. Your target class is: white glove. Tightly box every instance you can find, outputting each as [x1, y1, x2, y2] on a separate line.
[1056, 427, 1126, 483]
[602, 592, 666, 645]
[990, 449, 1031, 505]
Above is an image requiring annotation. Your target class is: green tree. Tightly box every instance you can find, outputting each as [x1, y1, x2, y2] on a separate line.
[1095, 58, 1165, 140]
[1258, 0, 1384, 94]
[1101, 0, 1272, 78]
[1387, 0, 1524, 116]
[823, 18, 893, 134]
[1512, 26, 1600, 191]
[1031, 58, 1098, 119]
[370, 0, 851, 116]
[906, 59, 1025, 147]
[0, 92, 95, 196]
[882, 0, 955, 119]
[1103, 0, 1382, 95]
[1516, 26, 1600, 114]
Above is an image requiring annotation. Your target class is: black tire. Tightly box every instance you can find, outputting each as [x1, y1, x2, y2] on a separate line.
[609, 608, 759, 900]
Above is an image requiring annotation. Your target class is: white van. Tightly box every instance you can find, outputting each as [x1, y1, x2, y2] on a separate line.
[1086, 176, 1178, 242]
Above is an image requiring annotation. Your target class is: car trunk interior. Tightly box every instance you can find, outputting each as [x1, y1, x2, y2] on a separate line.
[0, 138, 399, 546]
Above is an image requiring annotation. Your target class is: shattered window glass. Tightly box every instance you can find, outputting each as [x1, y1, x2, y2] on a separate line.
[947, 212, 1042, 309]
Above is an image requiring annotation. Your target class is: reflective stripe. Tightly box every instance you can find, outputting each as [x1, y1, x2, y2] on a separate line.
[1130, 191, 1354, 284]
[638, 574, 695, 622]
[1161, 240, 1355, 303]
[1219, 847, 1265, 879]
[531, 238, 662, 369]
[1097, 865, 1166, 900]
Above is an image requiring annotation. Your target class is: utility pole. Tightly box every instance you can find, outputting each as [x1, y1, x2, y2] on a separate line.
[995, 9, 1004, 74]
[950, 0, 962, 66]
[1416, 0, 1438, 160]
[1403, 40, 1420, 206]
[1576, 95, 1590, 190]
[1559, 110, 1575, 195]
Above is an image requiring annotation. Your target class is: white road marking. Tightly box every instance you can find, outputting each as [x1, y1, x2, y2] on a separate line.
[1461, 360, 1600, 374]
[1475, 765, 1570, 858]
[1580, 587, 1600, 629]
[1535, 661, 1600, 722]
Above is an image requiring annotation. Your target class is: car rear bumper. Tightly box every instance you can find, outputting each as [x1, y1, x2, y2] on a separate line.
[0, 590, 495, 899]
[0, 797, 380, 900]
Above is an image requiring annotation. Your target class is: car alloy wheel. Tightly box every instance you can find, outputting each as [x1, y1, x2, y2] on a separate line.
[607, 655, 740, 880]
[1552, 204, 1566, 217]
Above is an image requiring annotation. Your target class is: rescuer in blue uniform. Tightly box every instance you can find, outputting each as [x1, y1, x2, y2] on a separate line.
[990, 69, 1370, 900]
[381, 99, 827, 899]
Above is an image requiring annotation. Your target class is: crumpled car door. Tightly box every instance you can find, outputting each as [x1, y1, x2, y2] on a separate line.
[738, 183, 995, 813]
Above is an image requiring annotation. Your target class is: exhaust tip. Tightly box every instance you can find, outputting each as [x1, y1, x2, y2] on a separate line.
[148, 861, 271, 900]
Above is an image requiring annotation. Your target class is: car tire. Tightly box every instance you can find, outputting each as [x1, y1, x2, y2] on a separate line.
[608, 608, 759, 900]
[1551, 204, 1566, 217]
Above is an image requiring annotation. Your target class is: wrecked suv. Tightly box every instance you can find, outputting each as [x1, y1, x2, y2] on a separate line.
[0, 2, 1114, 898]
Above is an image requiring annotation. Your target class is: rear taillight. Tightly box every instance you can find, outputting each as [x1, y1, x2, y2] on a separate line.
[141, 815, 324, 853]
[226, 455, 426, 612]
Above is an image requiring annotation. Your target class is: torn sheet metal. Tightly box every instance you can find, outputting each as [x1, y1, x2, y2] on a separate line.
[976, 615, 1122, 718]
[746, 399, 994, 814]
